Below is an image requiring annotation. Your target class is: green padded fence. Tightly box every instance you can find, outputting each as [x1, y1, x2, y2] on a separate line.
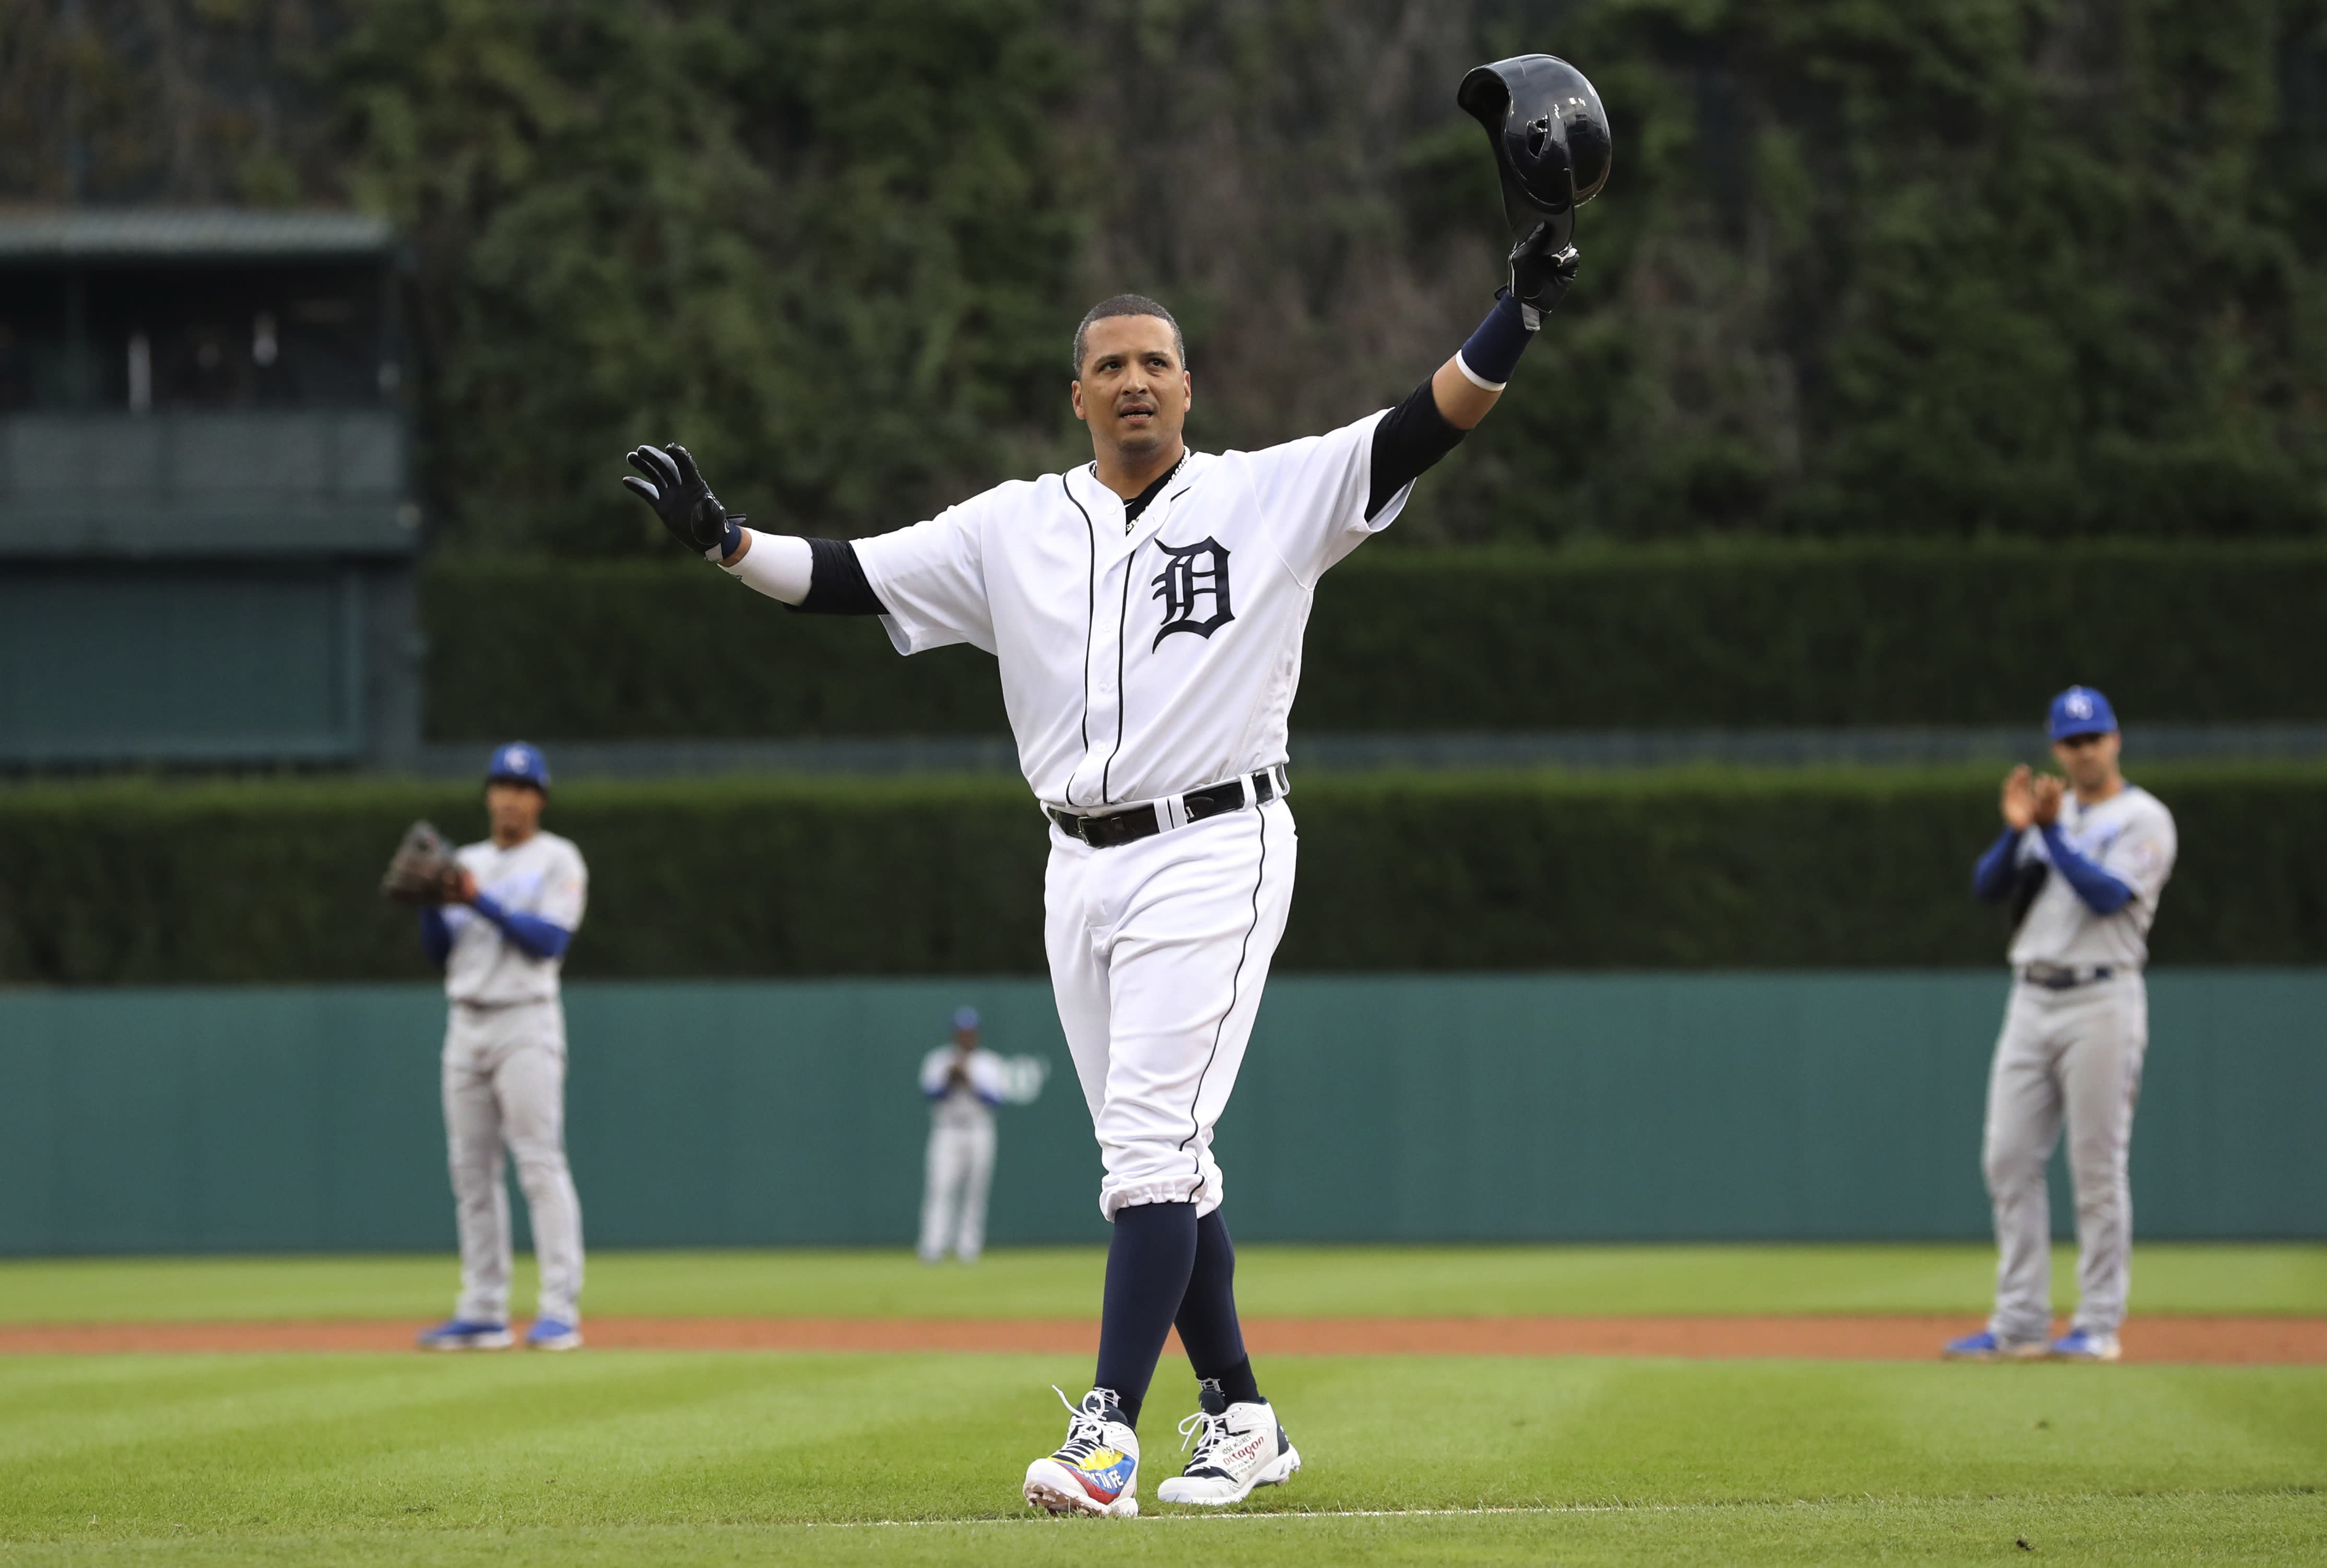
[1, 970, 2320, 1255]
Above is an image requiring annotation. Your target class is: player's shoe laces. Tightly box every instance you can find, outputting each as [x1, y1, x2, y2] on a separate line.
[1941, 1329, 2048, 1361]
[525, 1318, 583, 1351]
[1155, 1387, 1301, 1507]
[416, 1318, 513, 1351]
[2050, 1329, 2121, 1361]
[1023, 1386, 1140, 1517]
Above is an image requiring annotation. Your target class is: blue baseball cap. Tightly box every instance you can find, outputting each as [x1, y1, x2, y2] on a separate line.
[486, 741, 552, 791]
[953, 1006, 980, 1031]
[2048, 686, 2117, 741]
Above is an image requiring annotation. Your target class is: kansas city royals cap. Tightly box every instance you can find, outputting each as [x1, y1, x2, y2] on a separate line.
[486, 741, 552, 791]
[953, 1006, 981, 1031]
[2048, 686, 2117, 741]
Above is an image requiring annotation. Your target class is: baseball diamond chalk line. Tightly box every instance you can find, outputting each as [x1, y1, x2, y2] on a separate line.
[4, 1314, 2322, 1362]
[802, 1504, 1696, 1528]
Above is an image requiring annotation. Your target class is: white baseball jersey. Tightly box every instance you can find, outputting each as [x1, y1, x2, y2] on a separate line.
[851, 411, 1408, 810]
[442, 831, 589, 1004]
[920, 1045, 1009, 1131]
[2005, 785, 2176, 969]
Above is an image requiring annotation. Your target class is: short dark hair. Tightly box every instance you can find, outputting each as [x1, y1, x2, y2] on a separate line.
[1072, 294, 1185, 377]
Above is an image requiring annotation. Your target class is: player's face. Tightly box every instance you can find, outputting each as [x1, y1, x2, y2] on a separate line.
[1071, 316, 1191, 457]
[2052, 730, 2121, 793]
[486, 781, 545, 846]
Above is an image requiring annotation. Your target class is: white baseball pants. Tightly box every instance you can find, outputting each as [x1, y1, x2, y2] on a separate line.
[1045, 797, 1297, 1221]
[918, 1119, 996, 1262]
[442, 999, 585, 1326]
[1981, 973, 2147, 1343]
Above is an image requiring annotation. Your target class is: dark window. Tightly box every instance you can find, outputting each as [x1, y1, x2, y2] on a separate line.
[0, 262, 391, 412]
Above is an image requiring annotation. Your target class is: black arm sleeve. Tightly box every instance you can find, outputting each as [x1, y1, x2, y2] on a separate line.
[1366, 376, 1468, 520]
[786, 537, 890, 616]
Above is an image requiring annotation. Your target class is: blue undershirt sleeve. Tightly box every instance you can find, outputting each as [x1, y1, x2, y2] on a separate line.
[419, 907, 453, 967]
[468, 892, 574, 960]
[1971, 828, 2024, 903]
[2037, 824, 2136, 914]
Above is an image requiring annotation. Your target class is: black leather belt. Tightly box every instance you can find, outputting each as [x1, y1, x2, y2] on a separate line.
[2020, 963, 2117, 991]
[1048, 766, 1287, 849]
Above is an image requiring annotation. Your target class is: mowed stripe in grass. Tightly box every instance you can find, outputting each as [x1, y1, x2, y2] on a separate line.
[0, 1353, 2322, 1565]
[3, 1243, 2323, 1324]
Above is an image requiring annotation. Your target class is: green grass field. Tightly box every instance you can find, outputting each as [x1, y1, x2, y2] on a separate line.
[2, 1246, 2321, 1564]
[8, 1241, 2326, 1323]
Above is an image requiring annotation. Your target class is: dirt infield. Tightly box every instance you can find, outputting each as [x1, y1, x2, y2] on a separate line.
[3, 1314, 2323, 1363]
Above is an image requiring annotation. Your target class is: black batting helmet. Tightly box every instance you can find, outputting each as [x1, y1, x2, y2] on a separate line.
[1457, 54, 1612, 246]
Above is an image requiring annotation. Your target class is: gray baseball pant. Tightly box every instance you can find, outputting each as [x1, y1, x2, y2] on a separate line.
[443, 999, 584, 1327]
[1981, 973, 2146, 1344]
[918, 1119, 996, 1262]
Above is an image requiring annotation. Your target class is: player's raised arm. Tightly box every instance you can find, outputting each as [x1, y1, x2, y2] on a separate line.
[1429, 225, 1580, 430]
[1360, 55, 1608, 522]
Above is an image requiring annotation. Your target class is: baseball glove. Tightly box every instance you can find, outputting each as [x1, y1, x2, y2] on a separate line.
[380, 821, 463, 905]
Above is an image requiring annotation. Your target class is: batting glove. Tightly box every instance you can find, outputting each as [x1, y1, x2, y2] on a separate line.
[623, 443, 743, 558]
[1508, 221, 1581, 329]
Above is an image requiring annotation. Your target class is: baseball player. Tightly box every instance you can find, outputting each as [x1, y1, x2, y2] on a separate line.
[620, 54, 1604, 1514]
[918, 1005, 1009, 1264]
[1946, 687, 2176, 1363]
[414, 744, 590, 1352]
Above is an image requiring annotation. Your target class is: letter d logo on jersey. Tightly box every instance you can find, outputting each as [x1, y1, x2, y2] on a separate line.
[1152, 538, 1234, 648]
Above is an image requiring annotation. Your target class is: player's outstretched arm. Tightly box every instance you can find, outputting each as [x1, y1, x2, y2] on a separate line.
[621, 443, 888, 615]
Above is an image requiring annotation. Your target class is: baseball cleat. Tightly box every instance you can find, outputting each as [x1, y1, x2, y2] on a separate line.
[1023, 1386, 1140, 1517]
[416, 1318, 514, 1351]
[1941, 1330, 2049, 1361]
[1156, 1388, 1301, 1507]
[2049, 1329, 2122, 1361]
[525, 1318, 583, 1351]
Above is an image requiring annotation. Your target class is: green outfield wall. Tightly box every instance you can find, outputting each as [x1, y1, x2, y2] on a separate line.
[2, 970, 2320, 1255]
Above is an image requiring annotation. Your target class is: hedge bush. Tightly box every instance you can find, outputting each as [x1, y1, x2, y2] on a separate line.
[423, 542, 2327, 740]
[4, 763, 2317, 984]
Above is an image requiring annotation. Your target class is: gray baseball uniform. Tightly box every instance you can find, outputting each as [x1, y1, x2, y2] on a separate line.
[438, 829, 589, 1328]
[1983, 784, 2176, 1343]
[918, 1043, 1008, 1263]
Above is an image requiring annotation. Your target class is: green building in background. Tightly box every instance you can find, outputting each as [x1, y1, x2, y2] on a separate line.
[0, 210, 420, 769]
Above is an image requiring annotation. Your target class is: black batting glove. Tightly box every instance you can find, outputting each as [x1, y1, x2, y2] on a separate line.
[622, 443, 743, 556]
[1508, 220, 1581, 328]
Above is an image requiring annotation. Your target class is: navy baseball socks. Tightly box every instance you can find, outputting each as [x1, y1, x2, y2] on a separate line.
[1088, 1199, 1198, 1429]
[1025, 1202, 1290, 1511]
[1178, 1208, 1263, 1408]
[1090, 1203, 1267, 1427]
